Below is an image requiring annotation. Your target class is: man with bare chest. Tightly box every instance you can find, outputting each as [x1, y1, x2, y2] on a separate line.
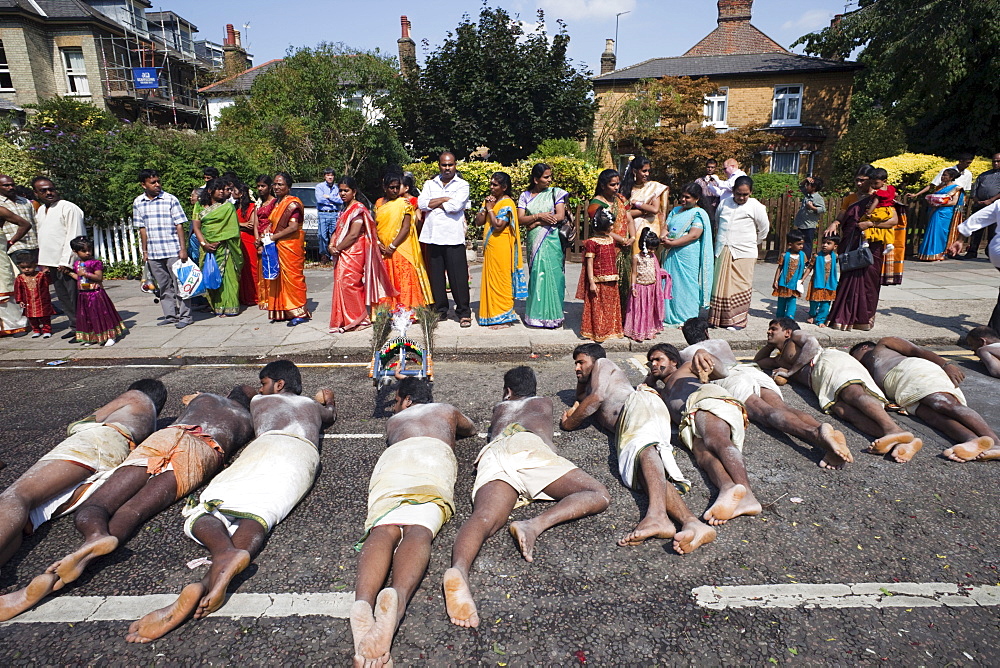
[560, 343, 716, 554]
[351, 378, 475, 668]
[966, 326, 1000, 379]
[126, 361, 337, 642]
[443, 366, 610, 629]
[0, 387, 254, 622]
[851, 338, 999, 463]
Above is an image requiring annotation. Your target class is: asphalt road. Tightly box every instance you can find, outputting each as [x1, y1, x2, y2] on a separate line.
[0, 353, 997, 666]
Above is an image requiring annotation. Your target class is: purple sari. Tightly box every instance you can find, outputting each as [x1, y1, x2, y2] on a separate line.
[827, 198, 884, 331]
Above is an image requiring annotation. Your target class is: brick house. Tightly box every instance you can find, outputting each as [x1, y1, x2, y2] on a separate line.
[0, 0, 221, 127]
[592, 0, 862, 180]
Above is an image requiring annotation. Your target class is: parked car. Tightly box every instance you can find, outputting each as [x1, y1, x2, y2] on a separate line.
[290, 182, 372, 258]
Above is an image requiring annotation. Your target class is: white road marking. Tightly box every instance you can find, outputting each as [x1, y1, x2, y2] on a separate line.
[323, 432, 562, 440]
[0, 592, 356, 625]
[0, 362, 370, 371]
[692, 582, 1000, 610]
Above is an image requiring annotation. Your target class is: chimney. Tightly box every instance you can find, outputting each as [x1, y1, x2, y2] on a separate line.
[222, 23, 250, 76]
[600, 39, 616, 75]
[398, 15, 417, 77]
[717, 0, 753, 23]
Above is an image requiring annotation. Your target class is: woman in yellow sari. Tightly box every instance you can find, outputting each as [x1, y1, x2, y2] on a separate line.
[261, 172, 310, 325]
[475, 171, 526, 327]
[374, 172, 431, 308]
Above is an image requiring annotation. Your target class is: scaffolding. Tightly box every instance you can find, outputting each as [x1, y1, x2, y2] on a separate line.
[95, 21, 215, 127]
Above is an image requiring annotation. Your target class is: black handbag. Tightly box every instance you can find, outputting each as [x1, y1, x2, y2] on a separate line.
[839, 229, 873, 272]
[550, 188, 576, 251]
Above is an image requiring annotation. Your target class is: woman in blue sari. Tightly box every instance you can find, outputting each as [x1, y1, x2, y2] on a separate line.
[518, 163, 568, 328]
[661, 183, 714, 326]
[917, 168, 963, 261]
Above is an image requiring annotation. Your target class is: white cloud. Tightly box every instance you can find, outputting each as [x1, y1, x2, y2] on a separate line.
[539, 0, 637, 21]
[781, 9, 832, 32]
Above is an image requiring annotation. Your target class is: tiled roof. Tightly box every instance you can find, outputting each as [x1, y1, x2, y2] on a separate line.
[594, 53, 862, 83]
[198, 59, 283, 95]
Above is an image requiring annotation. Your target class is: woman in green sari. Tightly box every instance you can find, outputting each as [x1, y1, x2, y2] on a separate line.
[193, 178, 243, 317]
[517, 162, 568, 328]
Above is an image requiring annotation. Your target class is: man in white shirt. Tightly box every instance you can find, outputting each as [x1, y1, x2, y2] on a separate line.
[714, 158, 748, 201]
[930, 153, 974, 192]
[708, 175, 769, 330]
[418, 152, 472, 326]
[948, 200, 1000, 333]
[32, 177, 86, 335]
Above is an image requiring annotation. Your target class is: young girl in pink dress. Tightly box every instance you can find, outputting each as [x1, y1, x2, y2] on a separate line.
[624, 229, 671, 341]
[69, 236, 127, 346]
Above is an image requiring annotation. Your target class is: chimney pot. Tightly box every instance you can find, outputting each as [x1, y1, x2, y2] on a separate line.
[600, 39, 616, 75]
[224, 23, 236, 46]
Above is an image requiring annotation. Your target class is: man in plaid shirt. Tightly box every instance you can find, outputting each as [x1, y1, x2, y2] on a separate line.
[133, 169, 192, 329]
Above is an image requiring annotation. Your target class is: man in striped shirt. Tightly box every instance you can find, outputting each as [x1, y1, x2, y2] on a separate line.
[133, 169, 191, 329]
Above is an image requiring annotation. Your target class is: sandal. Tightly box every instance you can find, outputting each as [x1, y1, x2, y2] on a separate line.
[460, 318, 472, 328]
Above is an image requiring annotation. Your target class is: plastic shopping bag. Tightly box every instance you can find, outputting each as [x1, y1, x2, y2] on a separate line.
[201, 252, 222, 290]
[172, 258, 205, 299]
[141, 261, 159, 298]
[261, 236, 280, 280]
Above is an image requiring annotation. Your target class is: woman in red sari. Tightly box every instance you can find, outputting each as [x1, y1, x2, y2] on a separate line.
[262, 172, 310, 325]
[328, 176, 395, 333]
[233, 182, 258, 305]
[254, 175, 277, 311]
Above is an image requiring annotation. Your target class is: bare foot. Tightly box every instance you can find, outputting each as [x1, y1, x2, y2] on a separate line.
[973, 446, 1000, 461]
[889, 438, 923, 463]
[617, 514, 675, 546]
[194, 548, 250, 619]
[703, 484, 745, 525]
[868, 431, 913, 455]
[817, 423, 853, 469]
[509, 520, 541, 562]
[672, 520, 717, 555]
[350, 600, 375, 667]
[51, 534, 118, 586]
[0, 573, 60, 621]
[358, 588, 398, 667]
[443, 568, 479, 628]
[943, 436, 995, 462]
[126, 582, 204, 642]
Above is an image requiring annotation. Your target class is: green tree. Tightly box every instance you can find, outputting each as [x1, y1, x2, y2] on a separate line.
[793, 0, 1000, 156]
[396, 6, 596, 163]
[217, 42, 409, 191]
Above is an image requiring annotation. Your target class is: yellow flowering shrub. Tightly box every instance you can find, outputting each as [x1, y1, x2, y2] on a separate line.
[872, 153, 991, 190]
[0, 139, 39, 186]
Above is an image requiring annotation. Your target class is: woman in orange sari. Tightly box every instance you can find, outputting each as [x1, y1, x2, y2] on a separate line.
[254, 175, 277, 311]
[374, 172, 431, 308]
[328, 176, 395, 332]
[587, 169, 635, 317]
[262, 172, 310, 325]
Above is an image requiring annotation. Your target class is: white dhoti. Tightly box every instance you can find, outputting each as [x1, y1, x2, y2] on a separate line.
[471, 423, 578, 508]
[711, 363, 782, 403]
[37, 420, 134, 472]
[28, 468, 115, 530]
[880, 357, 967, 414]
[183, 431, 320, 542]
[810, 348, 888, 413]
[615, 385, 691, 493]
[677, 384, 749, 452]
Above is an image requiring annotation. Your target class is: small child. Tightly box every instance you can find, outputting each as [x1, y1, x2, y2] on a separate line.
[68, 236, 127, 346]
[772, 230, 807, 320]
[806, 235, 840, 327]
[577, 209, 623, 342]
[864, 167, 898, 251]
[624, 229, 671, 341]
[13, 250, 56, 338]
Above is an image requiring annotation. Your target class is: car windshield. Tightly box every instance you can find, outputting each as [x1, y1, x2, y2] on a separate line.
[291, 187, 318, 207]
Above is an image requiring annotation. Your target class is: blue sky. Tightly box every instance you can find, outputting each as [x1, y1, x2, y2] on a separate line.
[161, 0, 854, 72]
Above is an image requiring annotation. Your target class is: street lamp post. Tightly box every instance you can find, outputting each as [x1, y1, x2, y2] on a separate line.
[615, 11, 631, 56]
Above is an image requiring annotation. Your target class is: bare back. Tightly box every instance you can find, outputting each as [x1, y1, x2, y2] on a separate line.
[93, 389, 159, 443]
[582, 358, 636, 431]
[251, 392, 337, 448]
[490, 396, 554, 449]
[386, 402, 476, 448]
[859, 345, 907, 386]
[661, 364, 703, 423]
[681, 340, 737, 368]
[176, 394, 254, 454]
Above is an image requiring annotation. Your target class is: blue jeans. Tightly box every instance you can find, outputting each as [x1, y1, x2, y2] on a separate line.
[809, 300, 831, 325]
[318, 211, 339, 259]
[776, 296, 797, 319]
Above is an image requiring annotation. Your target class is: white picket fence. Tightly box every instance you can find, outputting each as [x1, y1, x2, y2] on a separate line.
[87, 220, 142, 265]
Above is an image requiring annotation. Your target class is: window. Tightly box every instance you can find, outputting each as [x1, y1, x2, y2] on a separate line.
[770, 152, 800, 174]
[772, 85, 802, 126]
[0, 42, 12, 90]
[704, 88, 728, 128]
[62, 48, 90, 95]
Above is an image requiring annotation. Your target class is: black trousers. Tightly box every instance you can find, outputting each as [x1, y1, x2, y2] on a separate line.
[990, 285, 1000, 334]
[47, 266, 78, 329]
[799, 227, 817, 257]
[426, 243, 470, 319]
[966, 223, 996, 257]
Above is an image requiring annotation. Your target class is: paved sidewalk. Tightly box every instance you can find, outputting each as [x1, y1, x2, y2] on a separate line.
[1, 257, 996, 362]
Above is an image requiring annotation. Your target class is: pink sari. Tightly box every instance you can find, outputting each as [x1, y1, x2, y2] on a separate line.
[329, 201, 396, 331]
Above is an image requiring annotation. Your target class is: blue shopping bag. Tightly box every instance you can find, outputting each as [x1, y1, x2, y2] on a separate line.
[201, 252, 222, 290]
[172, 258, 205, 299]
[261, 239, 280, 280]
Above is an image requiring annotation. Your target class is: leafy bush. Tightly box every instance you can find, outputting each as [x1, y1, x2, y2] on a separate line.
[531, 138, 586, 161]
[102, 260, 142, 280]
[0, 138, 39, 185]
[872, 153, 992, 191]
[747, 173, 800, 200]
